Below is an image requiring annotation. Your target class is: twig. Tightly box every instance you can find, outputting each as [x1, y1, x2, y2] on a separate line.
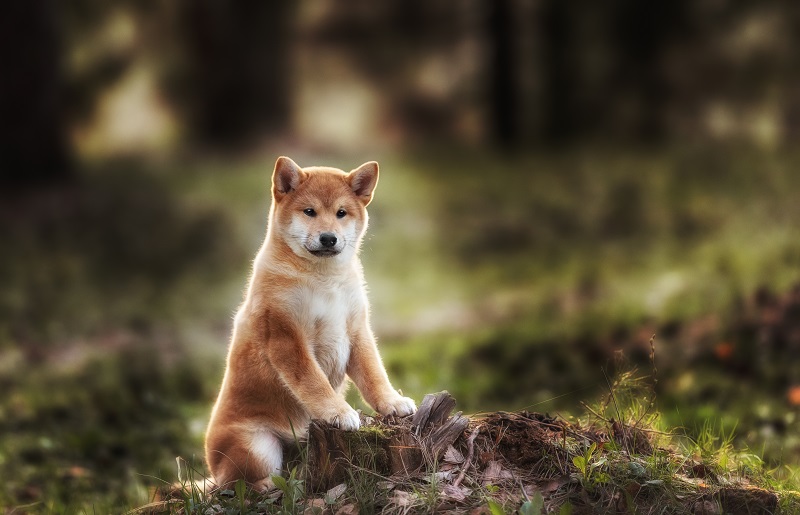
[635, 334, 659, 427]
[341, 459, 394, 482]
[9, 502, 44, 515]
[602, 367, 622, 423]
[633, 426, 674, 436]
[123, 500, 180, 515]
[537, 421, 567, 432]
[649, 333, 658, 386]
[453, 425, 482, 489]
[580, 401, 610, 423]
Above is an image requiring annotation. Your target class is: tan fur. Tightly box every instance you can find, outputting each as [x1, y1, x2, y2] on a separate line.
[205, 157, 416, 490]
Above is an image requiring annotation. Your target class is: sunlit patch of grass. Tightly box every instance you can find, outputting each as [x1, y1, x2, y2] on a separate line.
[557, 363, 795, 513]
[403, 147, 800, 330]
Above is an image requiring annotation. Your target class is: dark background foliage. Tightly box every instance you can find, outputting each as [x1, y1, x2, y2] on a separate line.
[1, 1, 800, 511]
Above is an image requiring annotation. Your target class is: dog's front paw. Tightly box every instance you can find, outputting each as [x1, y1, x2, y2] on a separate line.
[321, 403, 361, 431]
[376, 394, 417, 417]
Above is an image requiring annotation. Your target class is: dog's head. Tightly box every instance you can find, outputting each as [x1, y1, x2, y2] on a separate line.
[269, 156, 378, 263]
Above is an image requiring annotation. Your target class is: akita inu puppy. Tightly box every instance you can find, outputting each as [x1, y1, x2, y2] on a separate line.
[205, 156, 416, 490]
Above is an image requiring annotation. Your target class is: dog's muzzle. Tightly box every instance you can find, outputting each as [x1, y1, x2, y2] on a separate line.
[307, 232, 341, 257]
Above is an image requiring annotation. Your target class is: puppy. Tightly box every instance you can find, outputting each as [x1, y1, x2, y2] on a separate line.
[205, 156, 416, 490]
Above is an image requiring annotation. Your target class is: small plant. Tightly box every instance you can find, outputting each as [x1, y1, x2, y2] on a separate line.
[479, 484, 505, 515]
[486, 498, 506, 515]
[234, 479, 248, 513]
[572, 442, 609, 490]
[518, 491, 544, 515]
[690, 418, 737, 468]
[346, 466, 381, 514]
[271, 467, 305, 514]
[419, 470, 441, 512]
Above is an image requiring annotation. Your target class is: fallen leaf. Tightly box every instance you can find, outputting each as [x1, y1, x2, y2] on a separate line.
[714, 342, 733, 361]
[625, 482, 642, 496]
[325, 483, 347, 504]
[444, 445, 465, 464]
[304, 498, 328, 515]
[425, 470, 454, 482]
[388, 490, 417, 507]
[481, 461, 514, 486]
[788, 386, 800, 406]
[535, 476, 570, 494]
[334, 503, 358, 515]
[441, 484, 472, 502]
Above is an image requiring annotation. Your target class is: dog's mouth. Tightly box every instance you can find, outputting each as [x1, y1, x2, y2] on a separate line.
[307, 248, 341, 258]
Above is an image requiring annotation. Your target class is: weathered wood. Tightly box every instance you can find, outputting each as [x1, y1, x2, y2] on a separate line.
[386, 429, 423, 476]
[307, 418, 396, 491]
[306, 391, 464, 491]
[412, 391, 458, 435]
[427, 410, 469, 459]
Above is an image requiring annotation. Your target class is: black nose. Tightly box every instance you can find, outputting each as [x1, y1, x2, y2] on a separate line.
[319, 232, 337, 248]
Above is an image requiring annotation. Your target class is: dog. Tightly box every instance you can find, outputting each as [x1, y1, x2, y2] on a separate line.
[205, 156, 416, 490]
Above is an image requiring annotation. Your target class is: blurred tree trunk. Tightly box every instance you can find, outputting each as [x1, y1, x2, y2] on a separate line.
[487, 0, 519, 148]
[0, 0, 72, 189]
[612, 0, 688, 143]
[539, 0, 574, 145]
[177, 0, 293, 149]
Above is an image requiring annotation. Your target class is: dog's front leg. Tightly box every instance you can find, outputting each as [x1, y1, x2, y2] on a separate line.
[347, 322, 416, 417]
[267, 321, 360, 430]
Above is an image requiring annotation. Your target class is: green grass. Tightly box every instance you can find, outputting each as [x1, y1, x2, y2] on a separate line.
[0, 345, 211, 512]
[2, 146, 800, 510]
[151, 370, 800, 514]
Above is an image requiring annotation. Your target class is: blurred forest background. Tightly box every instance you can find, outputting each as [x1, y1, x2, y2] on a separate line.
[2, 0, 800, 511]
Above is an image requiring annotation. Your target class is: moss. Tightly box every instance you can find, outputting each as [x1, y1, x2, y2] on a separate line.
[338, 425, 395, 473]
[355, 424, 395, 439]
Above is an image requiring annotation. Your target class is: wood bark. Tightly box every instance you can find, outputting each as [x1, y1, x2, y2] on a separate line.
[307, 391, 468, 491]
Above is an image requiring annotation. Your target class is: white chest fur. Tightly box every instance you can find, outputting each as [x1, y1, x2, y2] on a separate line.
[286, 276, 365, 388]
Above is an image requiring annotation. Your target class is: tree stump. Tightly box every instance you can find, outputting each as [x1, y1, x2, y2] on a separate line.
[303, 391, 781, 513]
[306, 391, 468, 491]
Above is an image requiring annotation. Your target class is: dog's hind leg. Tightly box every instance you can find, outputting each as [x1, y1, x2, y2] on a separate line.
[207, 426, 283, 491]
[248, 428, 283, 491]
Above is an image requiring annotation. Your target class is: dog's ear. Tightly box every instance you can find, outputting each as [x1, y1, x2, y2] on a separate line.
[272, 156, 304, 199]
[348, 161, 379, 206]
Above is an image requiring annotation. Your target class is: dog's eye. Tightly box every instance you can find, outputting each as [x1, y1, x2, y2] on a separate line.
[303, 208, 316, 217]
[336, 209, 347, 219]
